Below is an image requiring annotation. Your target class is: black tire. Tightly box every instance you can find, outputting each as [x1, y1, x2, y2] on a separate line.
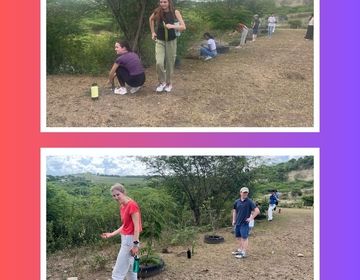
[216, 45, 230, 54]
[204, 234, 225, 244]
[138, 258, 165, 279]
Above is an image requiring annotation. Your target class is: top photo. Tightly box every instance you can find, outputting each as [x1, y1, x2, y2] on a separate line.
[43, 0, 319, 132]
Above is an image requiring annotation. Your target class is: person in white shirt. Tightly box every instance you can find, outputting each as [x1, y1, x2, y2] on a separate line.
[200, 32, 217, 61]
[304, 13, 314, 40]
[267, 13, 276, 38]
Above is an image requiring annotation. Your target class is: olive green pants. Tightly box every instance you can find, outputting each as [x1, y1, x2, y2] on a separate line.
[155, 39, 177, 84]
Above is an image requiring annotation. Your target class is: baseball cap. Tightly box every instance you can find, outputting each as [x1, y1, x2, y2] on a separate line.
[240, 187, 249, 193]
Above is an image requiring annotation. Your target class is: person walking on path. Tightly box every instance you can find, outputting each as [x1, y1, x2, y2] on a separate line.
[267, 13, 276, 38]
[235, 23, 249, 48]
[101, 183, 143, 280]
[149, 0, 186, 93]
[107, 40, 145, 95]
[304, 13, 314, 40]
[267, 189, 279, 221]
[231, 187, 260, 259]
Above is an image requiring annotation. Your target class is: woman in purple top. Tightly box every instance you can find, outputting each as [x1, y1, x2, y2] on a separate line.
[107, 40, 146, 95]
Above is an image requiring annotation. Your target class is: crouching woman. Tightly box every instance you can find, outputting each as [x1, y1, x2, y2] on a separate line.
[107, 40, 146, 95]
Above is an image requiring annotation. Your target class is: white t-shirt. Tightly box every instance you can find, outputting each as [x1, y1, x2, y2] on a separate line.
[207, 38, 216, 51]
[268, 16, 276, 27]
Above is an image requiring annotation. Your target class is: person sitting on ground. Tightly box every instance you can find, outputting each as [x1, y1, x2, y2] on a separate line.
[234, 23, 249, 48]
[107, 40, 146, 95]
[199, 32, 217, 61]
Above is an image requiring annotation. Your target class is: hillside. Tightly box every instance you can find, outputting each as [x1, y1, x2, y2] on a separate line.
[276, 0, 313, 6]
[287, 168, 313, 182]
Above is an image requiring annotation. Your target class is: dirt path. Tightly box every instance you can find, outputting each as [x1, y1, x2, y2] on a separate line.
[47, 208, 314, 280]
[46, 29, 314, 128]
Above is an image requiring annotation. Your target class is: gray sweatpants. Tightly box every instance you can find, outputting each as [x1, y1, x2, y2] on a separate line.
[240, 29, 248, 46]
[112, 235, 137, 280]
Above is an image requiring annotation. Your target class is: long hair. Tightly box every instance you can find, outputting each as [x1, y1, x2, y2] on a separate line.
[153, 0, 176, 22]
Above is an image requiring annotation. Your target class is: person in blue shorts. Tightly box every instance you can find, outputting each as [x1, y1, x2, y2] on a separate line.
[232, 187, 260, 259]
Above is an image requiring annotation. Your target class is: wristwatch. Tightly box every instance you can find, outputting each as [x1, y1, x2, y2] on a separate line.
[133, 241, 140, 247]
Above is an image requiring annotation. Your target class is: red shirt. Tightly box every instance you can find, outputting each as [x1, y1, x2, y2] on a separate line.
[120, 200, 142, 235]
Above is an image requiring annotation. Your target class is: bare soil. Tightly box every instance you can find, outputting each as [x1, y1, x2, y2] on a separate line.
[47, 208, 314, 280]
[46, 29, 314, 128]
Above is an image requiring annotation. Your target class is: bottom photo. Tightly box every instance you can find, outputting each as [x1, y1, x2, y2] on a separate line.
[42, 148, 319, 280]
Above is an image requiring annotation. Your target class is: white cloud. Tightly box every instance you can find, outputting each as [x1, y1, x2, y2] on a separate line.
[47, 156, 148, 176]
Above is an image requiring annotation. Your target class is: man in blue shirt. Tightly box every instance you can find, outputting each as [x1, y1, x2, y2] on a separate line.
[232, 187, 260, 258]
[268, 190, 279, 221]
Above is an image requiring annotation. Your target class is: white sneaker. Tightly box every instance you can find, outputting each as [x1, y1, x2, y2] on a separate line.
[114, 87, 127, 95]
[164, 84, 173, 92]
[156, 83, 166, 92]
[204, 56, 212, 61]
[235, 252, 247, 259]
[129, 86, 141, 94]
[232, 249, 243, 255]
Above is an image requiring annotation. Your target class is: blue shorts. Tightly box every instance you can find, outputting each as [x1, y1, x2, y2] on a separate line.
[235, 223, 250, 239]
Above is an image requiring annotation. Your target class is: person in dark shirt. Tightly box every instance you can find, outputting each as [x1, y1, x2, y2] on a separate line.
[231, 187, 260, 258]
[252, 14, 260, 42]
[107, 40, 145, 95]
[149, 0, 186, 93]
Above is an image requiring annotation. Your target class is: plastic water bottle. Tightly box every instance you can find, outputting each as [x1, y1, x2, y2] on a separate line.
[133, 255, 140, 273]
[91, 83, 99, 100]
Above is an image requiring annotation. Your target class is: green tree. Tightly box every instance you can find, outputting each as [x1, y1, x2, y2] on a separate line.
[105, 0, 158, 52]
[46, 0, 89, 73]
[143, 156, 254, 225]
[130, 187, 176, 259]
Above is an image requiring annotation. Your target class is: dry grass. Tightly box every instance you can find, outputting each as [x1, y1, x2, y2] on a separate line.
[47, 208, 314, 280]
[46, 29, 314, 128]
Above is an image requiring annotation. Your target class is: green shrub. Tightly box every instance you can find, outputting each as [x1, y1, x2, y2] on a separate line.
[288, 20, 303, 29]
[200, 4, 252, 31]
[302, 195, 314, 206]
[291, 189, 303, 197]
